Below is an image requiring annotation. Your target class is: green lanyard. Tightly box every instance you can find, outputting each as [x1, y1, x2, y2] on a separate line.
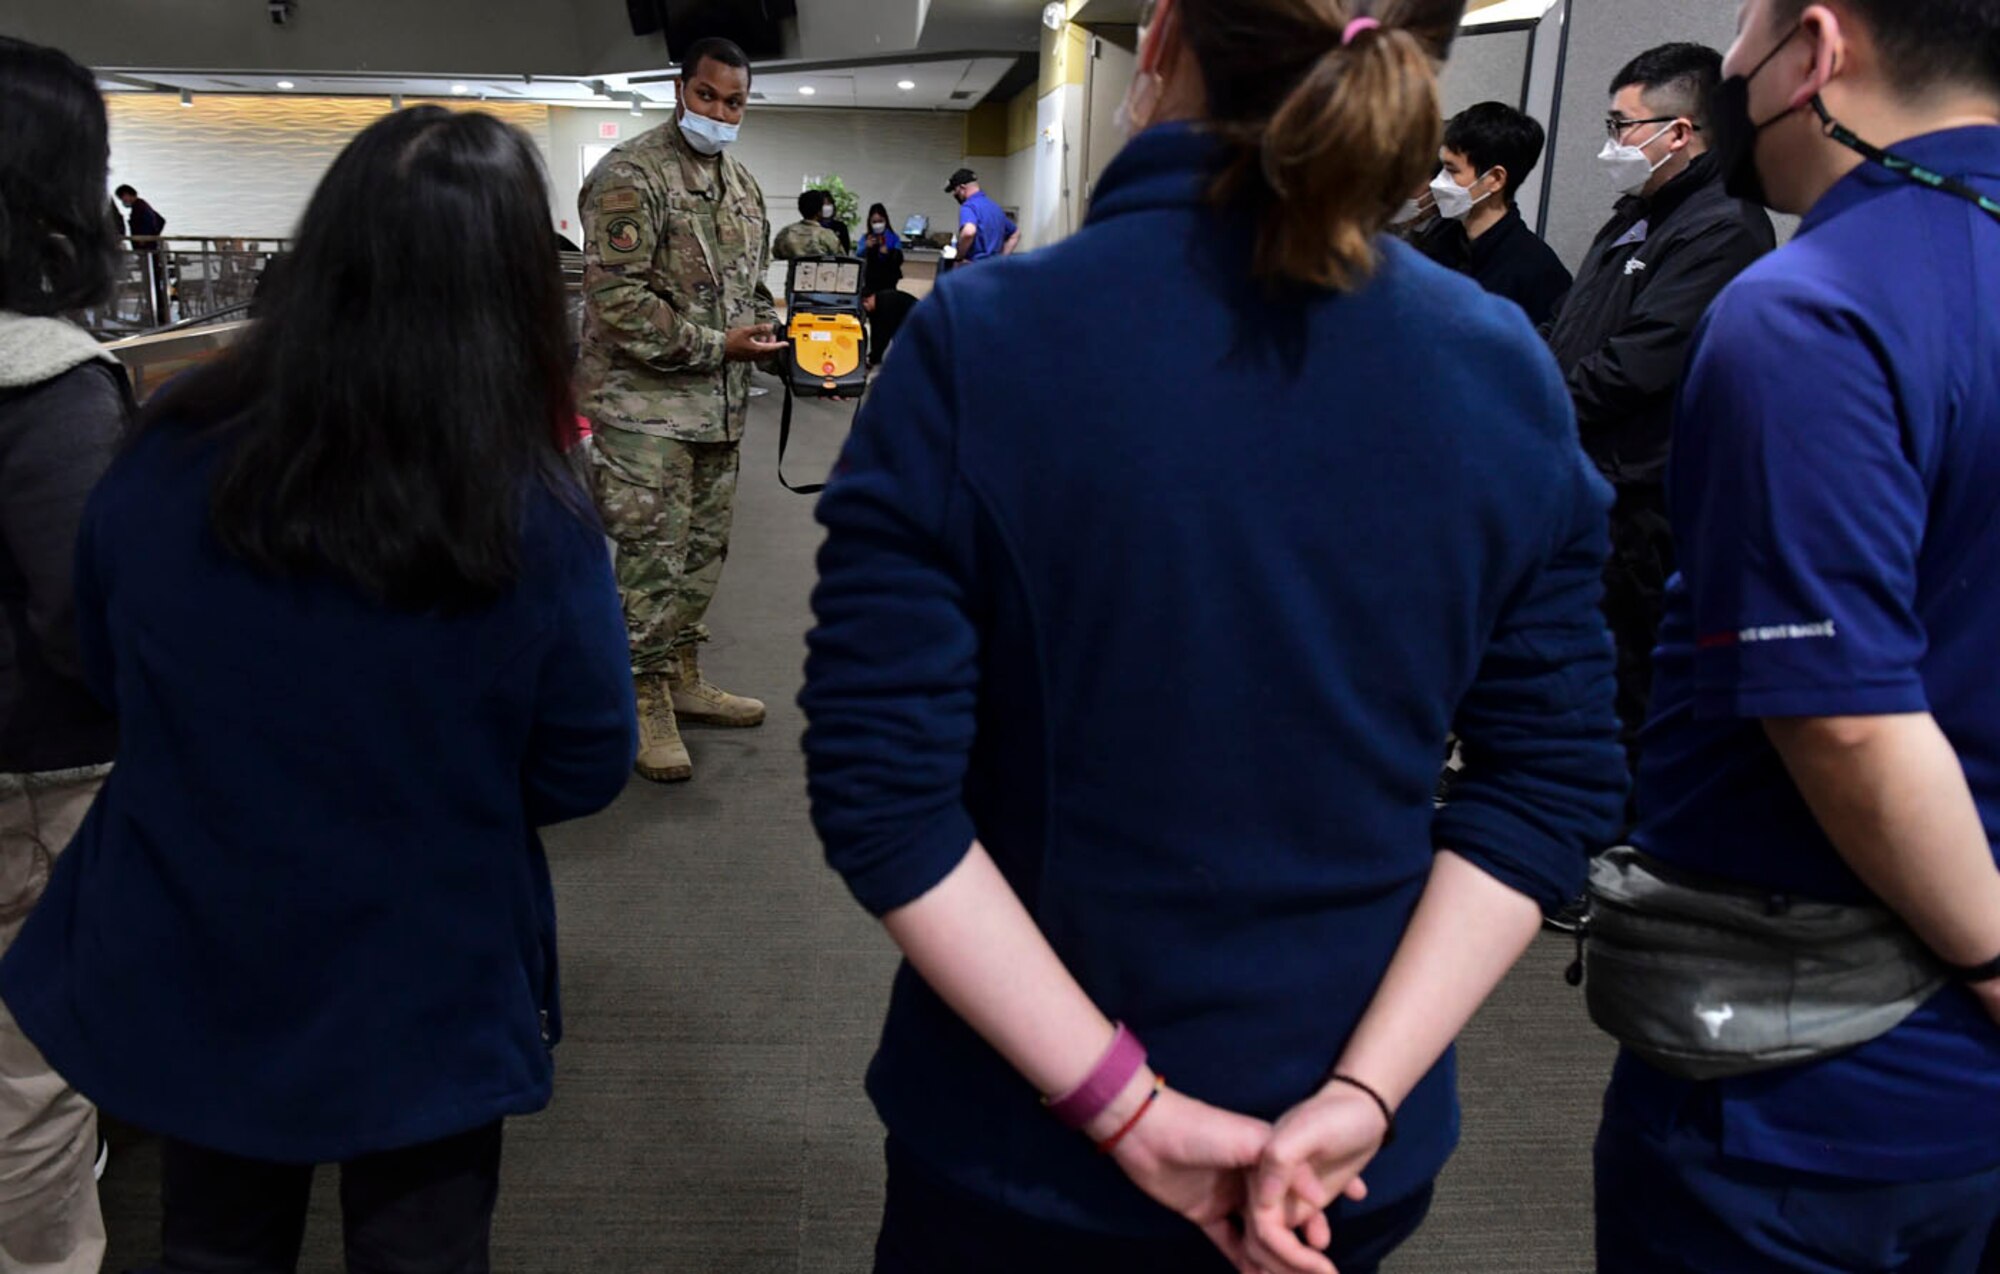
[1814, 99, 2000, 225]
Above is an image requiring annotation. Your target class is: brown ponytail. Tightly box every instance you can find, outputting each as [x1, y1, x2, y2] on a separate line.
[1180, 0, 1468, 291]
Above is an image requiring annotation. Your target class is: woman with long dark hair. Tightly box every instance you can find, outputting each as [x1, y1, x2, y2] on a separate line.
[801, 0, 1626, 1271]
[0, 35, 127, 1273]
[0, 106, 637, 1269]
[859, 201, 916, 366]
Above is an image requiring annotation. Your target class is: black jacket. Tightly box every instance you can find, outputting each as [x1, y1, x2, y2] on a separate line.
[1420, 207, 1573, 327]
[126, 198, 166, 239]
[0, 362, 124, 772]
[1544, 154, 1775, 486]
[861, 234, 905, 297]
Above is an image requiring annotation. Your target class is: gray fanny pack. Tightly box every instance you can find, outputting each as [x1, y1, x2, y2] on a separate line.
[1583, 845, 1947, 1080]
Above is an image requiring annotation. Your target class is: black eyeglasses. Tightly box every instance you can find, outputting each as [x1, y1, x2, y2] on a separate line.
[1605, 115, 1696, 140]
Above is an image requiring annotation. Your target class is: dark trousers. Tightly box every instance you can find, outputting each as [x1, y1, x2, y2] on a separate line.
[866, 290, 918, 366]
[1596, 1058, 2000, 1273]
[1603, 482, 1675, 813]
[874, 1137, 1432, 1274]
[152, 1122, 503, 1274]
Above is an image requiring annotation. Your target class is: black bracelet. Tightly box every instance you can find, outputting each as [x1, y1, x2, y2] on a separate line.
[1324, 1073, 1396, 1146]
[1951, 950, 2000, 984]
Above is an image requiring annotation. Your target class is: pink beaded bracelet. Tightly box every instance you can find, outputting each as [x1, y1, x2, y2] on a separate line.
[1044, 1022, 1147, 1131]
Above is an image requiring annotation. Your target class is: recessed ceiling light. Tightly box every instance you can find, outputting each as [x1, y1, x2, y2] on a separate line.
[276, 80, 295, 89]
[897, 80, 916, 91]
[450, 83, 469, 95]
[798, 85, 816, 95]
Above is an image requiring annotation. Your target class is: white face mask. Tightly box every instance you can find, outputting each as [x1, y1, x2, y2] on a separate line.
[1428, 169, 1492, 222]
[870, 221, 888, 232]
[1596, 122, 1674, 196]
[677, 107, 739, 157]
[822, 205, 836, 219]
[1390, 198, 1424, 227]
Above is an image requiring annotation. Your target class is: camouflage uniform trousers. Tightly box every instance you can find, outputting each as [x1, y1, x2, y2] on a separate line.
[0, 768, 107, 1274]
[590, 424, 741, 675]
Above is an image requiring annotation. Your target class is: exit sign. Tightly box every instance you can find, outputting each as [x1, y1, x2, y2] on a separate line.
[599, 122, 621, 140]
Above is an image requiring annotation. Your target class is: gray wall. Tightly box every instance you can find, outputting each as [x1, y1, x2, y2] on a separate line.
[549, 106, 968, 239]
[1539, 0, 1740, 267]
[1439, 28, 1533, 118]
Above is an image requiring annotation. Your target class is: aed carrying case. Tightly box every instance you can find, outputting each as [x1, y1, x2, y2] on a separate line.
[784, 256, 868, 397]
[777, 255, 870, 493]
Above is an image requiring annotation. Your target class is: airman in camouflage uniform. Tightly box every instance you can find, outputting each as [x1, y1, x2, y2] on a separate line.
[576, 43, 783, 783]
[772, 190, 844, 261]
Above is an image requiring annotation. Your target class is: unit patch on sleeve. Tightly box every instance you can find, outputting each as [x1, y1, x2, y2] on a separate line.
[603, 216, 647, 263]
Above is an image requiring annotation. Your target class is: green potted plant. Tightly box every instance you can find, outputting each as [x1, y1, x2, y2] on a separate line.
[802, 173, 861, 229]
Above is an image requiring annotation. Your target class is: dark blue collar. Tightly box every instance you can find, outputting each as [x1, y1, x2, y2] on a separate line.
[1085, 122, 1226, 226]
[1802, 124, 2000, 234]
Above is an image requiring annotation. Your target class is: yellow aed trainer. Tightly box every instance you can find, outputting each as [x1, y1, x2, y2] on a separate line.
[786, 311, 866, 391]
[778, 255, 873, 494]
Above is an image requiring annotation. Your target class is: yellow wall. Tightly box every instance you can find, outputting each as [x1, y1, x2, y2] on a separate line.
[964, 101, 1010, 157]
[1039, 20, 1091, 98]
[1005, 87, 1038, 154]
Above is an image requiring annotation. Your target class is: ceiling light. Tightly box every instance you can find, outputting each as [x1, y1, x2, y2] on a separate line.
[180, 89, 194, 107]
[798, 85, 816, 96]
[1042, 1, 1066, 31]
[629, 92, 644, 116]
[391, 93, 404, 110]
[450, 83, 469, 95]
[276, 80, 295, 90]
[897, 80, 916, 91]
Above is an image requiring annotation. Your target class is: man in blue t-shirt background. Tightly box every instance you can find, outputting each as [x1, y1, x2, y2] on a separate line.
[1593, 0, 2000, 1270]
[945, 167, 1019, 266]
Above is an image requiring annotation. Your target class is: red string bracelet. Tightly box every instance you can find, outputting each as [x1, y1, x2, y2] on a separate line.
[1094, 1074, 1165, 1155]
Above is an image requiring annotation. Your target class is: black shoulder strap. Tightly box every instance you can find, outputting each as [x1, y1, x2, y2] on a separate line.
[1815, 101, 2000, 226]
[776, 382, 824, 495]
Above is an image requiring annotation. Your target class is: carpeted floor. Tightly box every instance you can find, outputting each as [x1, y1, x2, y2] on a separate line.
[98, 385, 1615, 1272]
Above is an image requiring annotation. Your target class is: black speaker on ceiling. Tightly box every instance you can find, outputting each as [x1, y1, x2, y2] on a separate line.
[663, 0, 795, 61]
[628, 0, 667, 36]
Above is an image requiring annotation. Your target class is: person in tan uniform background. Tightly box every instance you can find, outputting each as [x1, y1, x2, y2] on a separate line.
[773, 189, 844, 260]
[576, 36, 786, 784]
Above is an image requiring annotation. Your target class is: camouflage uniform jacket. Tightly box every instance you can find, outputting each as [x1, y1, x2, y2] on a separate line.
[772, 219, 843, 261]
[576, 120, 777, 444]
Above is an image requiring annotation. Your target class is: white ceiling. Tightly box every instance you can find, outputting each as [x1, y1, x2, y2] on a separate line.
[98, 56, 1019, 113]
[748, 57, 1015, 110]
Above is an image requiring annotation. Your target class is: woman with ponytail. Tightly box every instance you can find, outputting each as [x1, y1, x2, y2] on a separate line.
[801, 2, 1626, 1271]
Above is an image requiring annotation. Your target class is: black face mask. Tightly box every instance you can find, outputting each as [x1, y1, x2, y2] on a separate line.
[1708, 24, 1803, 206]
[1712, 27, 2000, 222]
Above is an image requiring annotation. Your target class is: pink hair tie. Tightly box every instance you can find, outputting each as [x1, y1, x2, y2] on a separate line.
[1342, 16, 1381, 44]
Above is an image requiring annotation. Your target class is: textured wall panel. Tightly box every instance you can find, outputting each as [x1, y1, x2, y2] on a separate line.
[105, 96, 557, 241]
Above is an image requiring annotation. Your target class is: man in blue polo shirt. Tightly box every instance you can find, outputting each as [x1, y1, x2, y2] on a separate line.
[1592, 0, 2000, 1268]
[945, 167, 1018, 266]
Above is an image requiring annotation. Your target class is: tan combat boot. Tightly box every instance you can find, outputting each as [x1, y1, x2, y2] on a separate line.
[667, 647, 766, 728]
[633, 674, 693, 782]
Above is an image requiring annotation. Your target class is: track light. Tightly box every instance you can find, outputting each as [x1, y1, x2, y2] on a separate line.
[391, 93, 403, 110]
[179, 89, 193, 107]
[630, 92, 644, 116]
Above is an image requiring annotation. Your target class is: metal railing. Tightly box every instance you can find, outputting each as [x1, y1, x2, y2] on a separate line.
[94, 246, 593, 387]
[86, 236, 290, 337]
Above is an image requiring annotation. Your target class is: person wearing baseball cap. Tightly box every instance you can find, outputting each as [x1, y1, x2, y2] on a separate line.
[945, 167, 1018, 264]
